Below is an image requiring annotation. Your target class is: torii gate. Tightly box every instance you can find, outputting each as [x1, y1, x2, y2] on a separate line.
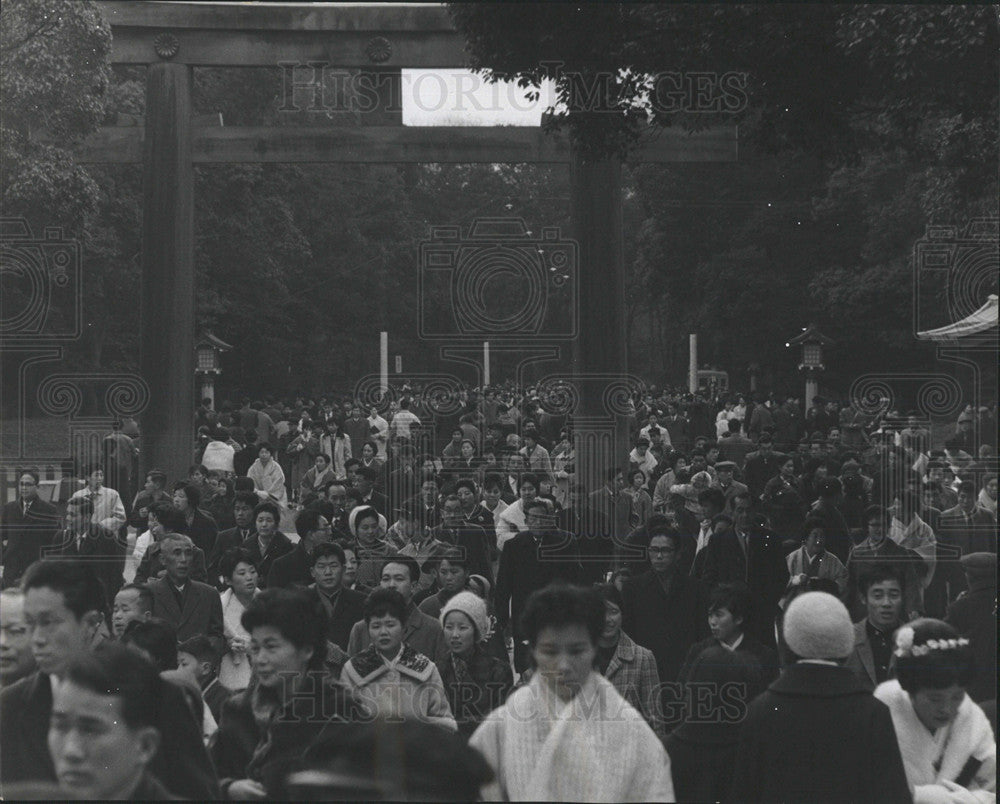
[82, 1, 738, 487]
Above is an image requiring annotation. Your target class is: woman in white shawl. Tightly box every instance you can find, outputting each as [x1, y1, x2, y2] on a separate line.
[217, 546, 260, 690]
[247, 442, 288, 508]
[469, 584, 674, 802]
[875, 619, 995, 804]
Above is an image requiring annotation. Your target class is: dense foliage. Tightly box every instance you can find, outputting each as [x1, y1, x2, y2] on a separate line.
[2, 1, 996, 400]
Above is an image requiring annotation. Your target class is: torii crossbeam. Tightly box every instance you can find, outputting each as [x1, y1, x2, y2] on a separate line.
[80, 1, 738, 486]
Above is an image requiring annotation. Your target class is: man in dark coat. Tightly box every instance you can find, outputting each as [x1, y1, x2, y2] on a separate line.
[716, 420, 755, 469]
[1, 561, 218, 799]
[44, 496, 125, 603]
[429, 495, 493, 582]
[700, 493, 788, 646]
[307, 543, 366, 650]
[731, 591, 910, 804]
[208, 491, 258, 587]
[267, 507, 333, 589]
[621, 529, 707, 690]
[846, 505, 925, 621]
[495, 500, 582, 672]
[557, 484, 615, 584]
[148, 533, 225, 657]
[945, 551, 997, 704]
[741, 433, 786, 499]
[939, 481, 997, 563]
[1, 470, 58, 589]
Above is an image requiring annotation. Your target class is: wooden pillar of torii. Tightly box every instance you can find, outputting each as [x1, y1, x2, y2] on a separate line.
[82, 1, 737, 487]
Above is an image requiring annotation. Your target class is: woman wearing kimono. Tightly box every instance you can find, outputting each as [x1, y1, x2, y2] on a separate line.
[550, 429, 575, 509]
[469, 583, 674, 802]
[217, 547, 259, 691]
[875, 619, 995, 804]
[247, 443, 288, 509]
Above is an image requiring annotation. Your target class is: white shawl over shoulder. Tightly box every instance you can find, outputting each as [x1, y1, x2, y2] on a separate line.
[469, 671, 674, 802]
[875, 679, 996, 804]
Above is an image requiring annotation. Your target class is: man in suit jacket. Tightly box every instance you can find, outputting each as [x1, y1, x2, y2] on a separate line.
[716, 420, 755, 469]
[44, 496, 126, 604]
[846, 506, 925, 621]
[0, 560, 218, 799]
[346, 555, 448, 665]
[430, 496, 493, 582]
[495, 501, 582, 672]
[700, 493, 789, 647]
[148, 533, 224, 657]
[845, 567, 905, 692]
[939, 481, 997, 560]
[622, 530, 707, 688]
[207, 491, 258, 587]
[307, 542, 366, 650]
[1, 470, 58, 589]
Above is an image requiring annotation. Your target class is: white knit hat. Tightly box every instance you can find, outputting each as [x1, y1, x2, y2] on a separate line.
[783, 591, 854, 660]
[440, 591, 491, 642]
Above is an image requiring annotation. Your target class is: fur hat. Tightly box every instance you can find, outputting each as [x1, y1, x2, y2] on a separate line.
[440, 591, 491, 642]
[783, 591, 854, 660]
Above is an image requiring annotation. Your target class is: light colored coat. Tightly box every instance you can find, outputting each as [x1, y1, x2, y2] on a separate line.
[341, 643, 456, 731]
[875, 679, 996, 803]
[470, 672, 674, 802]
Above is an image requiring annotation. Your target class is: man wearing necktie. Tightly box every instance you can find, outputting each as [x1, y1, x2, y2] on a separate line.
[45, 496, 125, 601]
[1, 470, 58, 589]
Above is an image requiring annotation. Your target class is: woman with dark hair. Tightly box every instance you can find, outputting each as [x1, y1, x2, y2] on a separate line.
[205, 473, 236, 530]
[469, 583, 674, 801]
[340, 588, 455, 730]
[666, 646, 762, 803]
[594, 583, 663, 740]
[875, 619, 995, 802]
[358, 440, 384, 480]
[437, 590, 513, 738]
[623, 468, 654, 528]
[172, 481, 219, 556]
[328, 421, 353, 481]
[218, 547, 259, 691]
[247, 442, 289, 510]
[211, 587, 366, 800]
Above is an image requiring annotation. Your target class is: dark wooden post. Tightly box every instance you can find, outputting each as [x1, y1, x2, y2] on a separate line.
[139, 62, 194, 483]
[570, 152, 631, 505]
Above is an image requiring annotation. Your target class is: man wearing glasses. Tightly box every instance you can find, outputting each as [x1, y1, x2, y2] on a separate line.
[495, 500, 581, 674]
[621, 527, 708, 691]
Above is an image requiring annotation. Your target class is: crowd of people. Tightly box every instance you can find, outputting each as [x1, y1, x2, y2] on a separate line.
[0, 382, 995, 801]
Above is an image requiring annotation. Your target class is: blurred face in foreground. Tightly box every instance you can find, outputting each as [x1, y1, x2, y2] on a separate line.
[49, 681, 159, 800]
[532, 623, 595, 703]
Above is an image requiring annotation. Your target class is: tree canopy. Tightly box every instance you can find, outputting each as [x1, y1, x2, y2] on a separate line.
[2, 1, 996, 401]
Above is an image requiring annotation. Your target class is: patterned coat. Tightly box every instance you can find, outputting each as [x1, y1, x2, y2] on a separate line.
[341, 643, 456, 730]
[602, 631, 664, 740]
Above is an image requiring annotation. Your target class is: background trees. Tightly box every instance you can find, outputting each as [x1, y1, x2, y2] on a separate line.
[2, 1, 996, 401]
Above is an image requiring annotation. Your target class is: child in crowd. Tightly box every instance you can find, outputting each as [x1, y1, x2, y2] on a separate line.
[177, 635, 231, 725]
